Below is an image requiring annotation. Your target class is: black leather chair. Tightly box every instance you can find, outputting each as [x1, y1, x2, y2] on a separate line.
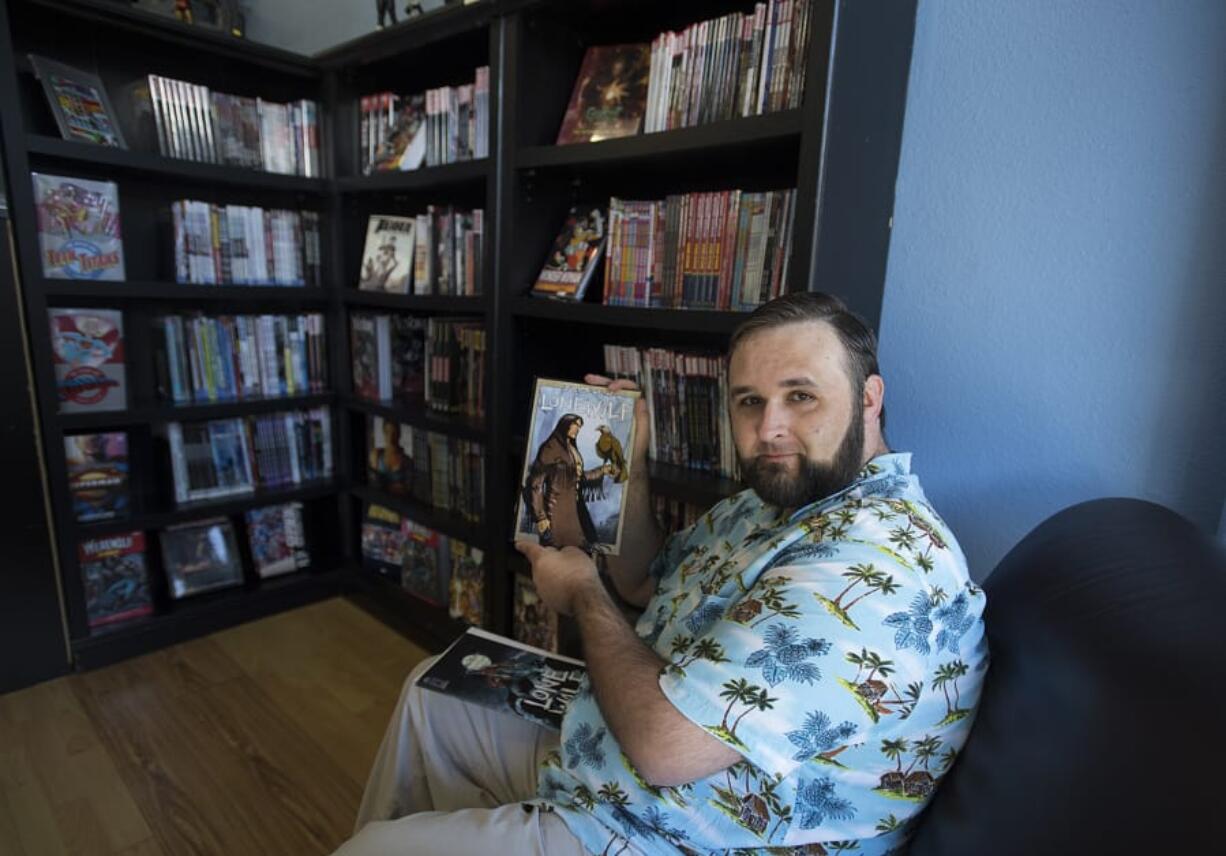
[907, 498, 1226, 855]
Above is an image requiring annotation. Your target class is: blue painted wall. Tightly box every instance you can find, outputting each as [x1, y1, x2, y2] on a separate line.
[877, 0, 1226, 579]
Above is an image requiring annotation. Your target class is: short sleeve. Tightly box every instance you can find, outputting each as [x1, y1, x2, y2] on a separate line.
[658, 545, 925, 781]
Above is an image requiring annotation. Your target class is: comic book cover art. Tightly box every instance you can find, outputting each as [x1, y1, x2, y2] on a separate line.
[64, 431, 129, 522]
[30, 55, 127, 148]
[556, 43, 650, 145]
[78, 531, 152, 630]
[48, 308, 126, 413]
[160, 517, 244, 599]
[358, 215, 415, 293]
[417, 627, 585, 731]
[360, 502, 404, 583]
[350, 313, 381, 400]
[515, 379, 638, 555]
[367, 415, 414, 495]
[32, 173, 125, 280]
[245, 502, 309, 578]
[448, 539, 484, 626]
[531, 205, 606, 300]
[401, 519, 449, 607]
[391, 315, 426, 402]
[512, 573, 558, 653]
[373, 94, 426, 172]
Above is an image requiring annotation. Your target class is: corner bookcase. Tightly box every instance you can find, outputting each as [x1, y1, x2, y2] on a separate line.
[0, 0, 915, 668]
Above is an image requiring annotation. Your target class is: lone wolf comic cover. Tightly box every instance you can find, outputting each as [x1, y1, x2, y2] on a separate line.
[515, 379, 638, 556]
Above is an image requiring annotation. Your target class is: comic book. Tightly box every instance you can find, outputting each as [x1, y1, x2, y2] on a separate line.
[417, 627, 585, 731]
[401, 519, 450, 607]
[64, 431, 129, 521]
[556, 44, 651, 145]
[29, 55, 126, 148]
[372, 94, 427, 172]
[448, 539, 484, 626]
[48, 308, 126, 413]
[367, 415, 415, 495]
[32, 173, 125, 280]
[512, 572, 558, 653]
[531, 205, 606, 300]
[515, 379, 638, 555]
[360, 502, 404, 583]
[358, 215, 415, 293]
[390, 315, 427, 402]
[160, 517, 244, 598]
[245, 502, 309, 578]
[78, 531, 152, 629]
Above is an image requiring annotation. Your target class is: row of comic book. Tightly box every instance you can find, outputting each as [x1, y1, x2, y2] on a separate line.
[167, 407, 333, 504]
[350, 314, 486, 419]
[153, 313, 328, 405]
[358, 208, 484, 296]
[604, 344, 738, 479]
[78, 505, 310, 631]
[360, 67, 490, 174]
[173, 200, 323, 287]
[28, 55, 322, 176]
[604, 188, 797, 310]
[366, 416, 485, 524]
[360, 502, 484, 625]
[643, 0, 813, 133]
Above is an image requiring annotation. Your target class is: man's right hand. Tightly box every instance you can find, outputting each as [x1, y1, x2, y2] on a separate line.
[584, 373, 650, 480]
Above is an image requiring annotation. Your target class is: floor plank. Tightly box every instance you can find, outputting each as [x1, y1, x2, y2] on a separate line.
[0, 596, 429, 856]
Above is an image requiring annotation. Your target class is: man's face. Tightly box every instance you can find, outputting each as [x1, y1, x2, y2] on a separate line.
[567, 419, 582, 439]
[728, 321, 866, 508]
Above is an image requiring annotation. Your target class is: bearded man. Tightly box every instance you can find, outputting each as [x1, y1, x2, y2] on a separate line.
[334, 292, 988, 856]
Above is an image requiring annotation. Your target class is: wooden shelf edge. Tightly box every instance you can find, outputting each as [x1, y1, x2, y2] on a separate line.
[342, 290, 488, 313]
[511, 296, 747, 333]
[342, 394, 486, 441]
[58, 392, 336, 430]
[334, 159, 490, 192]
[38, 280, 331, 302]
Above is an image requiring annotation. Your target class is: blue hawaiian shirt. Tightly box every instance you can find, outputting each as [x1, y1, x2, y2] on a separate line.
[536, 453, 989, 855]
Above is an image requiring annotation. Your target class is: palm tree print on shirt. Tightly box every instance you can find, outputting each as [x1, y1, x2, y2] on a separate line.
[786, 710, 858, 767]
[709, 760, 791, 840]
[745, 623, 831, 687]
[883, 587, 973, 657]
[668, 636, 731, 676]
[875, 735, 945, 801]
[795, 775, 856, 829]
[727, 575, 801, 627]
[564, 721, 608, 770]
[815, 563, 900, 630]
[708, 678, 778, 748]
[931, 659, 971, 726]
[838, 648, 917, 723]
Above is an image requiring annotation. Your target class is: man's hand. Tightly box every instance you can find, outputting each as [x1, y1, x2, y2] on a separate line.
[584, 373, 649, 480]
[514, 540, 603, 616]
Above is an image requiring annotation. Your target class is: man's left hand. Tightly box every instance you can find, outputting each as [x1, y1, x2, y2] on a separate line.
[514, 540, 603, 616]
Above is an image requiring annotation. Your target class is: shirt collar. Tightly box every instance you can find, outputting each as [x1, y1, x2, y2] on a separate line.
[782, 451, 913, 523]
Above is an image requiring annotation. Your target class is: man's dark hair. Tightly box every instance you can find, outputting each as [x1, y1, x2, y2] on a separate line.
[729, 292, 886, 431]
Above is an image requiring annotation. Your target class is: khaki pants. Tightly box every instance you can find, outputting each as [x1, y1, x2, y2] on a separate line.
[333, 656, 590, 856]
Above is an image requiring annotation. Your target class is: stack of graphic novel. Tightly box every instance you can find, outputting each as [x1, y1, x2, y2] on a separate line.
[153, 312, 327, 404]
[360, 66, 490, 174]
[48, 308, 127, 413]
[604, 344, 736, 478]
[360, 502, 484, 622]
[417, 628, 585, 730]
[32, 173, 125, 281]
[167, 407, 332, 504]
[65, 432, 129, 522]
[160, 517, 245, 598]
[603, 188, 796, 310]
[366, 415, 485, 523]
[357, 209, 484, 296]
[351, 314, 485, 419]
[171, 200, 322, 287]
[245, 502, 310, 578]
[78, 531, 153, 630]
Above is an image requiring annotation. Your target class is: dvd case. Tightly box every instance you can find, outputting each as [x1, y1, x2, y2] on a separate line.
[160, 517, 244, 598]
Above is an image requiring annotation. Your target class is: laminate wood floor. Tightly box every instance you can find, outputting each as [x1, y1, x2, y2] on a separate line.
[0, 597, 429, 856]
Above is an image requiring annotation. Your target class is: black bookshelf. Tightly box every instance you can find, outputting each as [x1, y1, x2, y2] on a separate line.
[0, 0, 916, 667]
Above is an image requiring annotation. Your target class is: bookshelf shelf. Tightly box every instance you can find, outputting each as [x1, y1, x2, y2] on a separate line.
[25, 135, 330, 193]
[40, 279, 331, 304]
[74, 480, 340, 537]
[648, 460, 742, 509]
[516, 109, 804, 172]
[335, 159, 490, 193]
[57, 392, 336, 431]
[510, 295, 746, 334]
[71, 566, 346, 670]
[350, 483, 486, 548]
[342, 290, 488, 314]
[343, 394, 486, 442]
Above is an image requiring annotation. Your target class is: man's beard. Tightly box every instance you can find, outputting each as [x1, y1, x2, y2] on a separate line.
[741, 402, 865, 509]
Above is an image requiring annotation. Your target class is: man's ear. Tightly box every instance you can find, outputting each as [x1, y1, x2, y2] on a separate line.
[863, 374, 885, 424]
